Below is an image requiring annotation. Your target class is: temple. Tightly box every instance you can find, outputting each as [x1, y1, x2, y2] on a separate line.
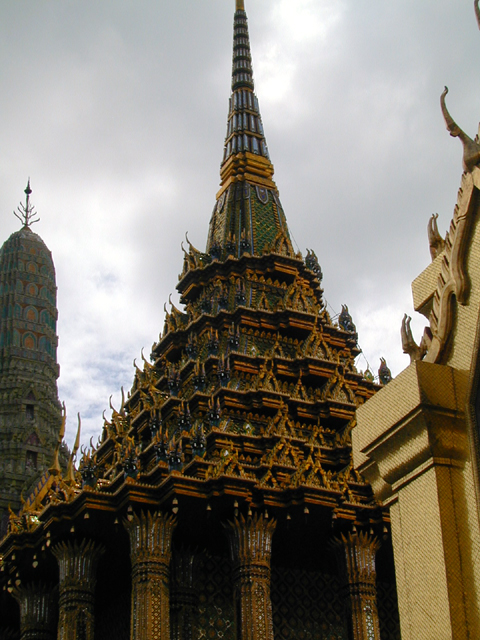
[2, 1, 480, 639]
[0, 3, 399, 639]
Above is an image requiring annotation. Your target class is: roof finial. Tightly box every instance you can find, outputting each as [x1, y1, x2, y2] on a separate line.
[475, 0, 480, 30]
[49, 402, 66, 476]
[236, 0, 245, 10]
[13, 178, 40, 228]
[441, 86, 480, 172]
[66, 413, 82, 485]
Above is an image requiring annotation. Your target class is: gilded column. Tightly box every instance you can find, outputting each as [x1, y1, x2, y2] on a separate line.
[332, 532, 381, 640]
[123, 510, 177, 640]
[170, 549, 198, 640]
[12, 583, 57, 640]
[224, 514, 276, 640]
[52, 539, 104, 640]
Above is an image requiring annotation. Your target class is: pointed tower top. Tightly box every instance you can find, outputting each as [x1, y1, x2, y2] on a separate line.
[13, 178, 40, 228]
[219, 3, 275, 190]
[205, 2, 293, 260]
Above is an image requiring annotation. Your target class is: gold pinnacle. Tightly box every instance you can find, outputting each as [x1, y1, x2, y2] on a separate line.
[236, 0, 245, 10]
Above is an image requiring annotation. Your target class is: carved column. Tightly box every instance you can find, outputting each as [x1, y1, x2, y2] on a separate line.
[52, 539, 104, 640]
[12, 584, 57, 640]
[224, 514, 276, 640]
[123, 510, 177, 640]
[170, 549, 198, 640]
[332, 532, 381, 640]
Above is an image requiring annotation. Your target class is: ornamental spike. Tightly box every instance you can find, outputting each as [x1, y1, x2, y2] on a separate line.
[13, 178, 40, 228]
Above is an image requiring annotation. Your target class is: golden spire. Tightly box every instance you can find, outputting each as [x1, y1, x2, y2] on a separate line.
[219, 0, 276, 191]
[205, 0, 292, 259]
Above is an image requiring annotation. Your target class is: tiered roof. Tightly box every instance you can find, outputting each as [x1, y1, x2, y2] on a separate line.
[69, 2, 386, 542]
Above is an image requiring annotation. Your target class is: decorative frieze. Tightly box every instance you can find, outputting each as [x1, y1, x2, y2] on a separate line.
[224, 514, 276, 640]
[123, 510, 177, 640]
[52, 539, 104, 640]
[12, 583, 57, 640]
[332, 532, 381, 640]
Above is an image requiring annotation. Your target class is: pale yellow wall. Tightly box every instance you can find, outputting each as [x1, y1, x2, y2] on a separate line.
[353, 176, 480, 633]
[390, 469, 453, 640]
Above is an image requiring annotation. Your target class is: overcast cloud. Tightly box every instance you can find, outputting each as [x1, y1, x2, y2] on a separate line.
[1, 0, 478, 447]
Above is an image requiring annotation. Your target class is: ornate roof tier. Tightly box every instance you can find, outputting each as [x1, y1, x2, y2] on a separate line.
[207, 1, 292, 260]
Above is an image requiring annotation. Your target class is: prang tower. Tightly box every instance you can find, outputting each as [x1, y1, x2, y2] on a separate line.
[0, 182, 62, 526]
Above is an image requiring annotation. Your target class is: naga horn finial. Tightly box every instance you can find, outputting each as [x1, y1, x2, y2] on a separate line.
[427, 213, 445, 261]
[66, 413, 82, 485]
[49, 402, 66, 476]
[401, 314, 426, 363]
[441, 86, 480, 172]
[185, 232, 200, 254]
[133, 358, 142, 375]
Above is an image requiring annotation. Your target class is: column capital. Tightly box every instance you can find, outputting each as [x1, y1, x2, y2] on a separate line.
[12, 582, 57, 640]
[52, 538, 105, 588]
[124, 510, 177, 565]
[224, 513, 276, 568]
[52, 538, 104, 640]
[332, 531, 381, 588]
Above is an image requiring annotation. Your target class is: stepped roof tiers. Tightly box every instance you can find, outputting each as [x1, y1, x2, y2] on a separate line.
[0, 3, 400, 639]
[0, 182, 65, 534]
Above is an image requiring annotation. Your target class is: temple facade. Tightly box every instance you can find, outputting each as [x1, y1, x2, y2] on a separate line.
[0, 2, 401, 639]
[0, 182, 65, 535]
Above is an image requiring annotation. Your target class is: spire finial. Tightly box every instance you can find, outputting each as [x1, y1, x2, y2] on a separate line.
[205, 0, 292, 259]
[13, 178, 40, 228]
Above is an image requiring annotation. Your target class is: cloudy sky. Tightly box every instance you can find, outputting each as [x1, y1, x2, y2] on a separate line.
[1, 0, 478, 447]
